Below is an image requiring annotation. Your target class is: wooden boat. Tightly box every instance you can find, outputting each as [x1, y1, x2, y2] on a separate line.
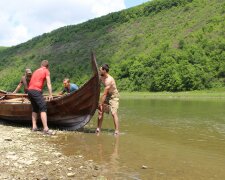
[0, 53, 100, 130]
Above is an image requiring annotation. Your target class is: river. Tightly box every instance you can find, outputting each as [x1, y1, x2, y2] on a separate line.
[51, 97, 225, 179]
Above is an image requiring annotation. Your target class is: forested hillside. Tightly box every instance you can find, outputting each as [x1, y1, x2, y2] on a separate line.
[0, 47, 7, 52]
[0, 0, 224, 92]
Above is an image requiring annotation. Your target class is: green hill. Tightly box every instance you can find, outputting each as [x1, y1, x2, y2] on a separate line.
[0, 0, 224, 92]
[0, 47, 7, 52]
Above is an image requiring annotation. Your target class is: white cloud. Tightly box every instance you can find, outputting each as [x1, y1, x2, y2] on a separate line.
[0, 0, 126, 46]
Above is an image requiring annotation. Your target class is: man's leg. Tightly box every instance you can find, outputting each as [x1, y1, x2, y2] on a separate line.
[96, 107, 104, 133]
[32, 112, 38, 130]
[37, 93, 51, 132]
[28, 91, 39, 130]
[110, 97, 119, 135]
[40, 112, 49, 131]
[112, 112, 119, 135]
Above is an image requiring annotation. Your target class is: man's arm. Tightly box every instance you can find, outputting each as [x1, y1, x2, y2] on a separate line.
[58, 89, 65, 96]
[13, 78, 23, 94]
[13, 83, 23, 93]
[46, 76, 53, 100]
[100, 85, 110, 105]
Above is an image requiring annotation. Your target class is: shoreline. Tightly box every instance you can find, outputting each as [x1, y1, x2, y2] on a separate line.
[119, 90, 225, 99]
[0, 123, 103, 179]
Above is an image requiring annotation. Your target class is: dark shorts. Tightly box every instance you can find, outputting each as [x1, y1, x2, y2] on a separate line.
[28, 90, 47, 113]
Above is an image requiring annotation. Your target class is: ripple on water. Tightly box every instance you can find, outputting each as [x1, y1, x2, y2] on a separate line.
[213, 124, 225, 135]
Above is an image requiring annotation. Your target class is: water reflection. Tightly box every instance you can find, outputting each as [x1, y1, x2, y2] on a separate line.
[95, 135, 120, 177]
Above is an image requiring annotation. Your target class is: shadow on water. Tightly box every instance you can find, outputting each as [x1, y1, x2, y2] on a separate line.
[82, 127, 115, 134]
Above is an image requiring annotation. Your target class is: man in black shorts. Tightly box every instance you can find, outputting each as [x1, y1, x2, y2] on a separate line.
[28, 60, 53, 134]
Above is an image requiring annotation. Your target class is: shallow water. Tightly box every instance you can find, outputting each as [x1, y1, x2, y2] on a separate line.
[53, 98, 225, 179]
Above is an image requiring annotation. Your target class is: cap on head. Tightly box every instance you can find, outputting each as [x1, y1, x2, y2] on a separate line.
[25, 68, 32, 74]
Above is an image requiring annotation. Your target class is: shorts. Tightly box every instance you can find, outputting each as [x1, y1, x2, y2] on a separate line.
[105, 92, 119, 114]
[28, 90, 47, 113]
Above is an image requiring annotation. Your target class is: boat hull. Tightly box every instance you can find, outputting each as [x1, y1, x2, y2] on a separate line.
[0, 53, 100, 130]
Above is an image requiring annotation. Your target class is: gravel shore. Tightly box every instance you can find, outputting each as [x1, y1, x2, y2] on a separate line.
[0, 124, 103, 180]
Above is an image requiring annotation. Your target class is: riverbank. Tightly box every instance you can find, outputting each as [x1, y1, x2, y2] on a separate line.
[0, 123, 103, 179]
[120, 89, 225, 99]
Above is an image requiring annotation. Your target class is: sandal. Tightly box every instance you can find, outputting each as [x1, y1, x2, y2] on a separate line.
[114, 130, 119, 136]
[43, 129, 54, 135]
[31, 128, 38, 132]
[95, 128, 100, 133]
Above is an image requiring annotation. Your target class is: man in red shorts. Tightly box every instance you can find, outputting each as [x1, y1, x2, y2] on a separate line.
[28, 60, 53, 134]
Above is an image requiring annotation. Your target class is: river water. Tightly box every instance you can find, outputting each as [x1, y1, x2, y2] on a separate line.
[53, 97, 225, 179]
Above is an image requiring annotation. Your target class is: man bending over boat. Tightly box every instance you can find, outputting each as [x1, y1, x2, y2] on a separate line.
[96, 64, 120, 135]
[13, 68, 32, 94]
[27, 60, 53, 135]
[59, 78, 79, 95]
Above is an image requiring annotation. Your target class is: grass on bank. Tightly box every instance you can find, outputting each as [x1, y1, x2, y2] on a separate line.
[119, 88, 225, 99]
[0, 47, 7, 52]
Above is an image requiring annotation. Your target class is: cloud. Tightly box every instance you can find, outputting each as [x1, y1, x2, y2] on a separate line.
[0, 0, 125, 46]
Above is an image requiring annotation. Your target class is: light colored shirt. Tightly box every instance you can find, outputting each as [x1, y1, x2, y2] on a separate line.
[63, 83, 78, 93]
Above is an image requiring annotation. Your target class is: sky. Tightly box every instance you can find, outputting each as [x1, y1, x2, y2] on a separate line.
[0, 0, 149, 47]
[125, 0, 149, 8]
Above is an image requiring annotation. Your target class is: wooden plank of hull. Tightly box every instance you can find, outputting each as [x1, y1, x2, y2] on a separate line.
[0, 53, 100, 130]
[0, 89, 7, 95]
[0, 114, 92, 130]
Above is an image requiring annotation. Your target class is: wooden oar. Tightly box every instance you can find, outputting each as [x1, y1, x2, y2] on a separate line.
[0, 95, 5, 100]
[3, 93, 28, 100]
[3, 98, 29, 103]
[0, 90, 7, 94]
[3, 93, 61, 101]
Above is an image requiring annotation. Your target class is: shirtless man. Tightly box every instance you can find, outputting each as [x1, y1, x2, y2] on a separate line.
[96, 64, 120, 135]
[13, 68, 32, 94]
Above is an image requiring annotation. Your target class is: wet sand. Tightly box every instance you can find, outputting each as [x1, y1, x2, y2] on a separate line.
[0, 124, 103, 180]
